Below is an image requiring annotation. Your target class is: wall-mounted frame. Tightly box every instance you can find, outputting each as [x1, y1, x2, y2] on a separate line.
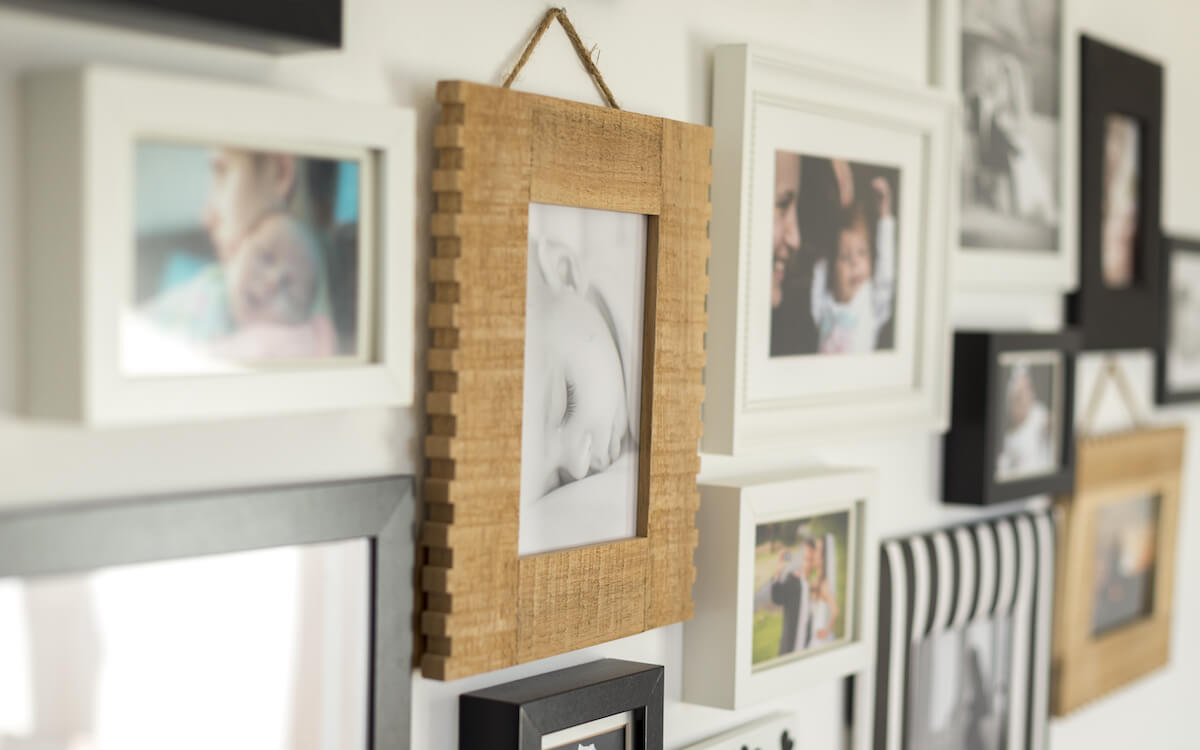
[0, 475, 413, 749]
[679, 713, 798, 750]
[705, 44, 953, 455]
[1052, 427, 1183, 715]
[423, 81, 709, 680]
[459, 659, 663, 750]
[0, 0, 341, 52]
[683, 468, 878, 711]
[870, 510, 1055, 750]
[1156, 237, 1200, 404]
[23, 66, 415, 425]
[944, 330, 1080, 506]
[1066, 37, 1164, 351]
[931, 0, 1080, 290]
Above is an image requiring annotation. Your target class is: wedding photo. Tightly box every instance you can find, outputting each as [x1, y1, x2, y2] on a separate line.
[1166, 248, 1200, 393]
[994, 352, 1061, 482]
[517, 203, 649, 557]
[1092, 494, 1161, 635]
[1101, 114, 1142, 288]
[769, 151, 900, 357]
[906, 617, 1013, 750]
[751, 510, 852, 667]
[125, 140, 368, 376]
[960, 0, 1061, 251]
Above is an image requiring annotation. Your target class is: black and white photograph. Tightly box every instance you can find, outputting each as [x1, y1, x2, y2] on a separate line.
[769, 151, 900, 356]
[960, 0, 1061, 251]
[1101, 115, 1142, 288]
[541, 713, 632, 750]
[124, 140, 369, 376]
[906, 617, 1013, 750]
[518, 203, 649, 556]
[1164, 243, 1200, 395]
[994, 351, 1061, 482]
[1092, 494, 1160, 636]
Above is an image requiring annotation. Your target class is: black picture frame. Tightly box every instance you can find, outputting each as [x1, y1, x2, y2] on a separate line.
[0, 475, 414, 750]
[0, 0, 341, 52]
[1156, 236, 1200, 404]
[1066, 36, 1164, 351]
[459, 659, 664, 750]
[944, 330, 1079, 506]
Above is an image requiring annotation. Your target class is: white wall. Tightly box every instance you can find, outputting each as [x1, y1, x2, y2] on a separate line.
[0, 1, 1196, 748]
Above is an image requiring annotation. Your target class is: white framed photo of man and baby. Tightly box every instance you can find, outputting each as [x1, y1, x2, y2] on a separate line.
[683, 469, 878, 711]
[704, 45, 954, 455]
[23, 66, 415, 424]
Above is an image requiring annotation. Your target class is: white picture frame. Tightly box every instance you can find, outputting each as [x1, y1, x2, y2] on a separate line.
[704, 45, 954, 456]
[679, 713, 798, 750]
[22, 66, 416, 424]
[932, 0, 1080, 290]
[682, 468, 879, 714]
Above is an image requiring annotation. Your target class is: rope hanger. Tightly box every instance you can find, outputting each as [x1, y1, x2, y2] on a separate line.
[502, 7, 621, 110]
[1079, 355, 1146, 437]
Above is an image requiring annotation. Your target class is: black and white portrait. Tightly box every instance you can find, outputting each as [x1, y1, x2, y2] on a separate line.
[542, 712, 632, 750]
[906, 617, 1013, 750]
[1167, 251, 1200, 392]
[518, 203, 648, 556]
[960, 0, 1061, 251]
[994, 352, 1061, 482]
[769, 151, 900, 356]
[1092, 494, 1160, 636]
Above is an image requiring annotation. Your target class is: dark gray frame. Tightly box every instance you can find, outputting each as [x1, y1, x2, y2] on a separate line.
[943, 330, 1079, 506]
[1156, 236, 1200, 405]
[459, 660, 664, 750]
[0, 475, 414, 750]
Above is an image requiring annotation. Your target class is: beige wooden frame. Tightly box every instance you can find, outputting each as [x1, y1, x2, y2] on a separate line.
[1052, 426, 1184, 715]
[421, 81, 710, 681]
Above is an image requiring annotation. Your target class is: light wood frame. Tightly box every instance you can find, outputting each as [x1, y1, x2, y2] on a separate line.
[422, 81, 710, 681]
[683, 468, 878, 712]
[1052, 426, 1184, 715]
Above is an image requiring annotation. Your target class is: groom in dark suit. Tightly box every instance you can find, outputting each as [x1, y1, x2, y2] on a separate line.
[770, 537, 817, 656]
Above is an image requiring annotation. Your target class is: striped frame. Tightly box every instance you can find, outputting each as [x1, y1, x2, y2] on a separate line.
[871, 511, 1055, 750]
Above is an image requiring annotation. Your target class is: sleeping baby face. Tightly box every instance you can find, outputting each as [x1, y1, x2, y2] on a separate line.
[524, 238, 632, 496]
[227, 213, 321, 327]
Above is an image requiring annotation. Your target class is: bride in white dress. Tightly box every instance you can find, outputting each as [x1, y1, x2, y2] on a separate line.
[809, 533, 840, 647]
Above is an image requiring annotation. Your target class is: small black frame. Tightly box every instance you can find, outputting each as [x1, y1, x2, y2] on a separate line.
[0, 475, 413, 750]
[459, 660, 664, 750]
[1066, 35, 1164, 351]
[943, 330, 1079, 506]
[0, 0, 342, 52]
[1156, 236, 1200, 404]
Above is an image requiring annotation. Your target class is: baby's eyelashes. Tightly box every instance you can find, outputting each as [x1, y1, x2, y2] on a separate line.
[560, 379, 577, 426]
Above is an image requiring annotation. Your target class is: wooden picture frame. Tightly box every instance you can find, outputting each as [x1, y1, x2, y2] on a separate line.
[869, 510, 1055, 750]
[459, 659, 663, 750]
[944, 330, 1080, 506]
[422, 81, 710, 680]
[23, 66, 416, 425]
[704, 44, 954, 455]
[1066, 37, 1164, 351]
[683, 468, 878, 711]
[931, 0, 1080, 290]
[0, 0, 341, 52]
[0, 476, 414, 749]
[1051, 427, 1183, 715]
[1156, 236, 1200, 404]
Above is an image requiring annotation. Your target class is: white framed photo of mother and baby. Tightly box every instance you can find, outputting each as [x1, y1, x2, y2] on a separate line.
[704, 45, 955, 455]
[22, 66, 415, 424]
[683, 468, 879, 718]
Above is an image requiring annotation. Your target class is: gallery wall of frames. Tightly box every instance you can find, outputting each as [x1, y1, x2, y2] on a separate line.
[0, 1, 1199, 750]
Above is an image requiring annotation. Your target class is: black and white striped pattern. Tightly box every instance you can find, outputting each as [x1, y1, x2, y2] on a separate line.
[872, 511, 1055, 750]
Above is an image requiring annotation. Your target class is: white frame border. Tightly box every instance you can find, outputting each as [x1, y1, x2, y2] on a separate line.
[23, 66, 416, 424]
[682, 467, 879, 714]
[704, 44, 954, 456]
[932, 0, 1080, 291]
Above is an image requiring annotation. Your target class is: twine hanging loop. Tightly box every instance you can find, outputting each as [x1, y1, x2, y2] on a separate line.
[502, 7, 621, 110]
[1079, 355, 1146, 436]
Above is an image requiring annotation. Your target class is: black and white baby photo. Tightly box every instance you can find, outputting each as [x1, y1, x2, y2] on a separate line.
[994, 353, 1060, 482]
[518, 203, 648, 556]
[960, 0, 1061, 251]
[907, 617, 1013, 750]
[1167, 251, 1200, 393]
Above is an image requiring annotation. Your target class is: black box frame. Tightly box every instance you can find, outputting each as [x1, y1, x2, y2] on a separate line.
[459, 660, 664, 750]
[1067, 36, 1164, 351]
[0, 0, 341, 52]
[943, 330, 1079, 506]
[1156, 236, 1200, 405]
